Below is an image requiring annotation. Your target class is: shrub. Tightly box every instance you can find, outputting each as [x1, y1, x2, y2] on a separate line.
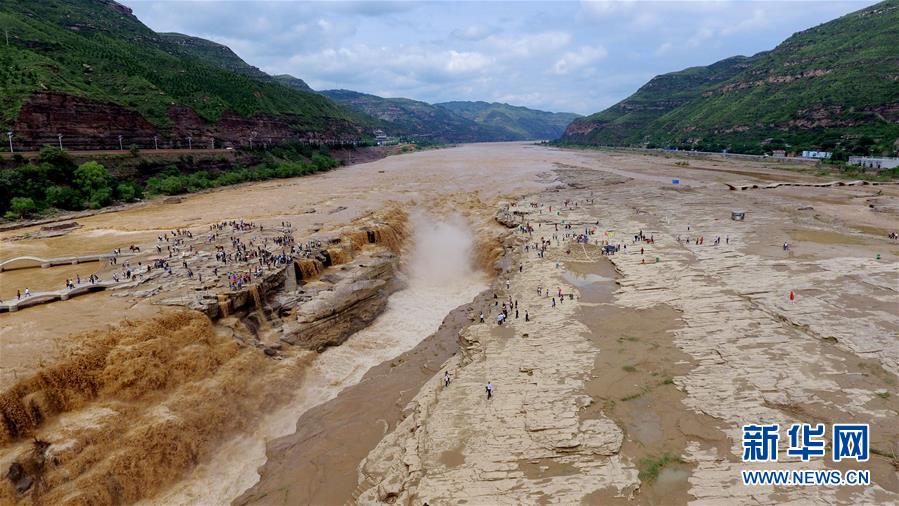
[88, 187, 113, 209]
[74, 161, 111, 194]
[116, 181, 141, 202]
[45, 185, 83, 210]
[8, 196, 37, 218]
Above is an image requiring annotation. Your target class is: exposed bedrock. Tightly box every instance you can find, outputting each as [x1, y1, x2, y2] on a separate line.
[279, 251, 402, 351]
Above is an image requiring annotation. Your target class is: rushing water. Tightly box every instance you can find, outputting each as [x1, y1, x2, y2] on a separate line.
[145, 211, 487, 505]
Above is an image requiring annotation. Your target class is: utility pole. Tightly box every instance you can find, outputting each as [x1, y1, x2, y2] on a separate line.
[57, 133, 63, 149]
[6, 131, 13, 153]
[187, 136, 192, 150]
[118, 134, 123, 150]
[153, 136, 158, 150]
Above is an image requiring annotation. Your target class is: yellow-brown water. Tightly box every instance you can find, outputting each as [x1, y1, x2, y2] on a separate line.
[0, 143, 548, 504]
[2, 142, 898, 505]
[145, 210, 487, 505]
[0, 311, 316, 504]
[1, 143, 551, 393]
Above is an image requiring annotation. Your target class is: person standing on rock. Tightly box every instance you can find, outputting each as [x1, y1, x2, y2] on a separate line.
[480, 312, 485, 323]
[525, 310, 530, 322]
[486, 382, 494, 400]
[444, 371, 451, 387]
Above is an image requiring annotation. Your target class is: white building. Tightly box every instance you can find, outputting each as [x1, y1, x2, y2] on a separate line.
[801, 150, 832, 159]
[848, 156, 899, 170]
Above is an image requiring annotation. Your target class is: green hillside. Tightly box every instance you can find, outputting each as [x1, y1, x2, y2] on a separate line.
[0, 0, 357, 133]
[561, 0, 899, 156]
[160, 34, 316, 95]
[320, 90, 513, 143]
[272, 74, 313, 93]
[159, 32, 270, 80]
[437, 101, 580, 140]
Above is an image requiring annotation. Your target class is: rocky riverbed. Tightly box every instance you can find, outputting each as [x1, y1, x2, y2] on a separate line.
[352, 153, 899, 505]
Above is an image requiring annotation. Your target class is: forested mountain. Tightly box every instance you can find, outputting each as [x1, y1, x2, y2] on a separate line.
[320, 90, 514, 143]
[271, 74, 314, 93]
[0, 0, 586, 150]
[437, 101, 579, 140]
[322, 91, 579, 143]
[561, 0, 899, 156]
[160, 34, 314, 93]
[0, 0, 363, 150]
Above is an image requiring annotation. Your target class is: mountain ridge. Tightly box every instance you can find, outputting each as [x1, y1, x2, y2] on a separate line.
[436, 101, 579, 140]
[560, 0, 899, 156]
[0, 0, 362, 150]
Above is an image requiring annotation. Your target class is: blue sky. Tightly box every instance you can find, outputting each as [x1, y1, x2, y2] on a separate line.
[123, 1, 878, 114]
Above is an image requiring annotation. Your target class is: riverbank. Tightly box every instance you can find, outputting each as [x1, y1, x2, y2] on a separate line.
[352, 151, 899, 504]
[0, 144, 402, 232]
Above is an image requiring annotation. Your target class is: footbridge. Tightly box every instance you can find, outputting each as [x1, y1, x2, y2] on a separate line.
[0, 253, 134, 272]
[0, 279, 128, 312]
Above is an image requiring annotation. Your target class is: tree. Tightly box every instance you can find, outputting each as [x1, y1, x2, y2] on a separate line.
[37, 145, 75, 170]
[88, 187, 113, 209]
[116, 181, 141, 202]
[73, 161, 115, 209]
[45, 185, 83, 210]
[74, 161, 111, 194]
[7, 197, 37, 219]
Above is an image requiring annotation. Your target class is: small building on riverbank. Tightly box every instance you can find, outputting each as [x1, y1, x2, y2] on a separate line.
[848, 156, 899, 171]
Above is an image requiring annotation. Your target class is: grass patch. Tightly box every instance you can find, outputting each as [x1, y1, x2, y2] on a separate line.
[622, 365, 637, 373]
[661, 377, 675, 385]
[620, 391, 644, 402]
[638, 452, 682, 483]
[876, 391, 890, 399]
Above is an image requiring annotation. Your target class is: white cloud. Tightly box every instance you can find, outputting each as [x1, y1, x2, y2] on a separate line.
[720, 8, 767, 36]
[446, 50, 492, 74]
[552, 45, 608, 75]
[486, 31, 572, 58]
[654, 41, 673, 56]
[123, 0, 879, 115]
[451, 24, 493, 41]
[579, 0, 639, 18]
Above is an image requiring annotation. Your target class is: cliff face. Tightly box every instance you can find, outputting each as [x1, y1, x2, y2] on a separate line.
[562, 0, 899, 154]
[2, 0, 364, 150]
[11, 93, 360, 151]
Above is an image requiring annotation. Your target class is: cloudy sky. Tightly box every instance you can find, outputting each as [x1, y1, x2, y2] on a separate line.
[124, 0, 877, 115]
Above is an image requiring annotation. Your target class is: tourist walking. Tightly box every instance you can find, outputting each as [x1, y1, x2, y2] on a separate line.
[486, 382, 493, 400]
